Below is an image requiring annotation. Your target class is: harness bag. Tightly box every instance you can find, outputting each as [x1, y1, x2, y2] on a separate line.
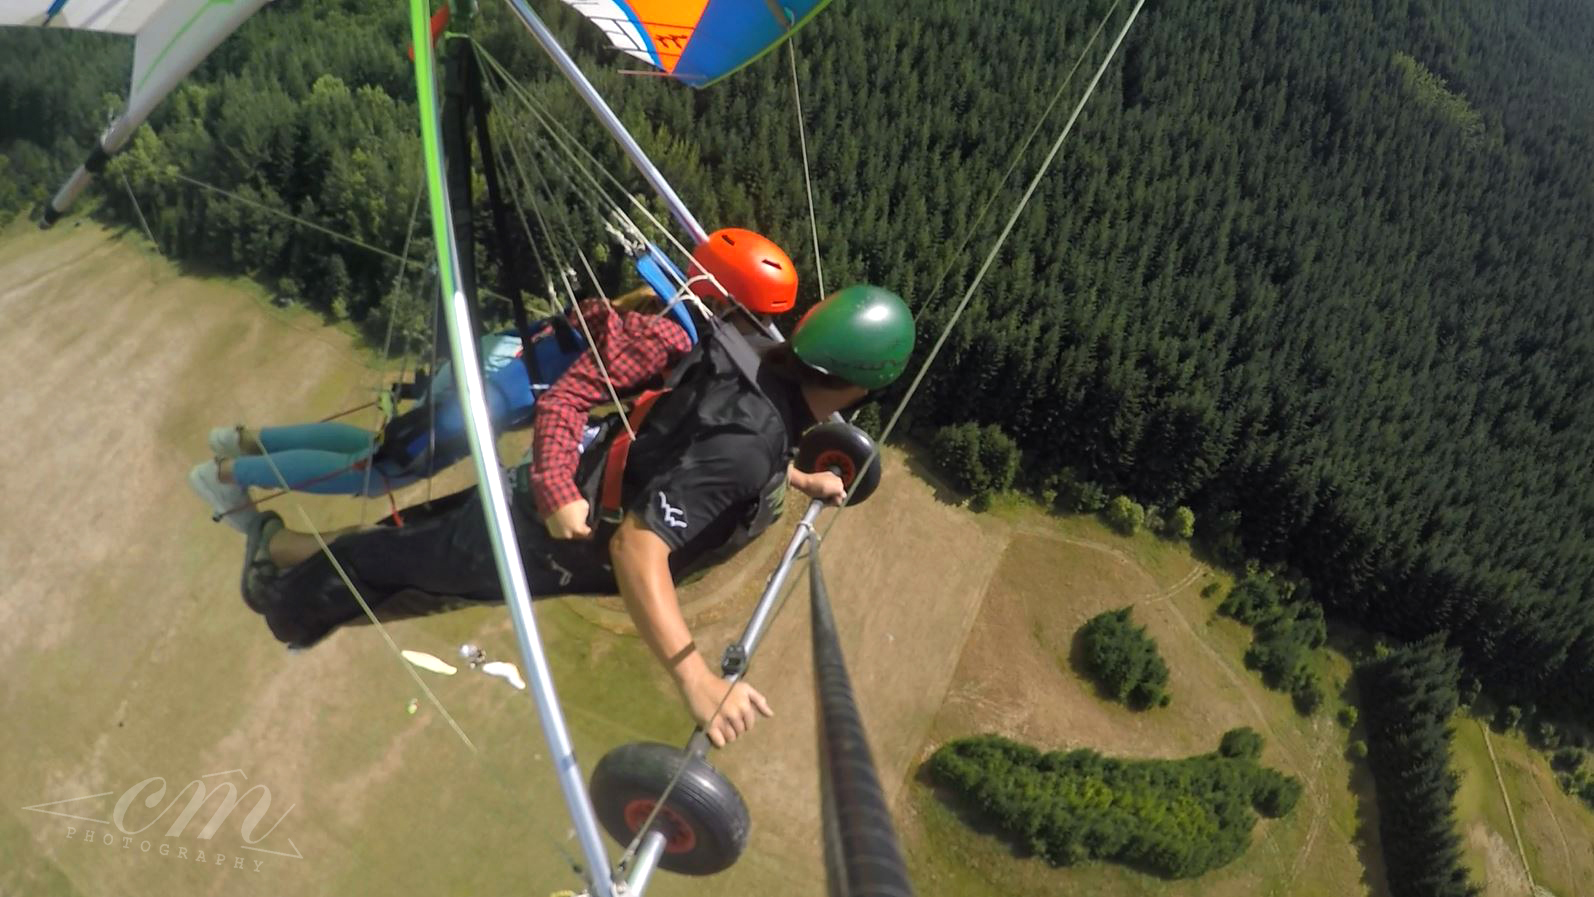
[576, 318, 791, 561]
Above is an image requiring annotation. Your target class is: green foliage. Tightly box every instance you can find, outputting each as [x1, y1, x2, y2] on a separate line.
[1392, 52, 1486, 147]
[1104, 495, 1146, 535]
[1533, 720, 1560, 750]
[1200, 582, 1221, 599]
[1046, 468, 1109, 513]
[1551, 747, 1584, 773]
[1497, 704, 1523, 732]
[1219, 727, 1264, 760]
[1337, 706, 1359, 728]
[849, 402, 883, 439]
[1221, 574, 1328, 715]
[928, 732, 1301, 878]
[1349, 740, 1369, 761]
[1360, 635, 1477, 897]
[1078, 608, 1171, 710]
[931, 421, 1020, 500]
[1164, 506, 1196, 539]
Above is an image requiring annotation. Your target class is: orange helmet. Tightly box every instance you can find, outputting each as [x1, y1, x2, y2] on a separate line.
[687, 228, 798, 314]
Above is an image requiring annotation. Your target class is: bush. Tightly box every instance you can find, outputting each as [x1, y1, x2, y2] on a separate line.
[1349, 740, 1369, 761]
[849, 401, 883, 438]
[1105, 495, 1147, 535]
[1220, 727, 1265, 760]
[931, 421, 1020, 500]
[1292, 678, 1325, 715]
[1254, 773, 1303, 817]
[1551, 747, 1584, 773]
[1165, 506, 1196, 539]
[1201, 582, 1221, 599]
[928, 733, 1303, 878]
[1535, 721, 1561, 750]
[1497, 705, 1522, 732]
[1338, 706, 1359, 728]
[1220, 573, 1327, 716]
[1078, 608, 1172, 710]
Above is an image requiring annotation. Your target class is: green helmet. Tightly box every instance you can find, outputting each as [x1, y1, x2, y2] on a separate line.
[790, 284, 915, 389]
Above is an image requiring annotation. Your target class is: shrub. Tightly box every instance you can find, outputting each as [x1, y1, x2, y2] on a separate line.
[1497, 705, 1522, 732]
[1551, 747, 1584, 773]
[1535, 721, 1561, 750]
[1349, 740, 1369, 761]
[1201, 582, 1221, 599]
[928, 732, 1302, 879]
[1165, 506, 1196, 539]
[1292, 679, 1325, 715]
[849, 401, 883, 438]
[1221, 573, 1326, 716]
[931, 421, 1020, 500]
[1254, 773, 1303, 817]
[1220, 727, 1264, 760]
[1105, 495, 1147, 535]
[1078, 608, 1171, 709]
[1338, 706, 1359, 728]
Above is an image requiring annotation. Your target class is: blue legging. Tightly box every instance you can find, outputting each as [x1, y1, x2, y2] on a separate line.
[231, 423, 419, 497]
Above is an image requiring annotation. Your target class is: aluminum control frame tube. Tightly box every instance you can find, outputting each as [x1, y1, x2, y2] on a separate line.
[410, 6, 615, 895]
[622, 498, 824, 888]
[504, 0, 709, 246]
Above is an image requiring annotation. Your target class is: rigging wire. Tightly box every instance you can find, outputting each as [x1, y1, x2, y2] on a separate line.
[120, 171, 160, 252]
[357, 175, 428, 523]
[879, 0, 1145, 455]
[787, 40, 827, 299]
[481, 71, 638, 439]
[910, 0, 1122, 325]
[473, 43, 709, 269]
[818, 0, 1147, 556]
[163, 168, 521, 310]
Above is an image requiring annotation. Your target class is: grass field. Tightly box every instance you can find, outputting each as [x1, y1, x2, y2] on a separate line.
[0, 220, 1001, 897]
[1451, 717, 1594, 897]
[5, 221, 1592, 897]
[897, 503, 1377, 897]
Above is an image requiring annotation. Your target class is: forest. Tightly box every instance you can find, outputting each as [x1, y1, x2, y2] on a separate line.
[4, 0, 1594, 719]
[1359, 636, 1475, 897]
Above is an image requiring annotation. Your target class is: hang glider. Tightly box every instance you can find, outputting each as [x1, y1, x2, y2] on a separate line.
[558, 0, 831, 87]
[0, 0, 272, 223]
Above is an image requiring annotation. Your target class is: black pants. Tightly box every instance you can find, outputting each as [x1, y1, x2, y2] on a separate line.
[258, 489, 616, 647]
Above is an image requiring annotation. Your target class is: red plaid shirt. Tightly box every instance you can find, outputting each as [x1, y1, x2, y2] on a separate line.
[528, 299, 693, 516]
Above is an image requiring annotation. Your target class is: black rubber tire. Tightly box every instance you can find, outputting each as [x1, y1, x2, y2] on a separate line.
[589, 741, 751, 876]
[795, 422, 882, 505]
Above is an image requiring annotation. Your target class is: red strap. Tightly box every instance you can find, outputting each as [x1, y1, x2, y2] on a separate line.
[405, 4, 451, 61]
[599, 389, 669, 520]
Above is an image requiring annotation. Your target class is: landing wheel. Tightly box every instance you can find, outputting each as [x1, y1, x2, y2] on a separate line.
[796, 422, 883, 505]
[589, 741, 750, 876]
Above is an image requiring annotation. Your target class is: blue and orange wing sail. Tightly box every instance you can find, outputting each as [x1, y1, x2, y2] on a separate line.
[558, 0, 831, 87]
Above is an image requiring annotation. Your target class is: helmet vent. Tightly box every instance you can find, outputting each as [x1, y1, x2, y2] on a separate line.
[719, 233, 736, 245]
[760, 259, 784, 270]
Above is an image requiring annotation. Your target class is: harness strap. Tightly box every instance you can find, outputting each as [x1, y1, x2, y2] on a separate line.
[598, 388, 670, 523]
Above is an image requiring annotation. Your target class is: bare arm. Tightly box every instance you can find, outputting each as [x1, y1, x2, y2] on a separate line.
[608, 514, 772, 746]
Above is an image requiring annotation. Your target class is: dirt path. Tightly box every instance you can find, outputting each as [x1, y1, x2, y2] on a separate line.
[1524, 762, 1578, 897]
[1481, 722, 1537, 892]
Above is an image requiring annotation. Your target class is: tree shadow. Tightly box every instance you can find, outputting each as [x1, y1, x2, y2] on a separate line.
[1338, 671, 1394, 897]
[896, 438, 969, 507]
[1346, 747, 1394, 897]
